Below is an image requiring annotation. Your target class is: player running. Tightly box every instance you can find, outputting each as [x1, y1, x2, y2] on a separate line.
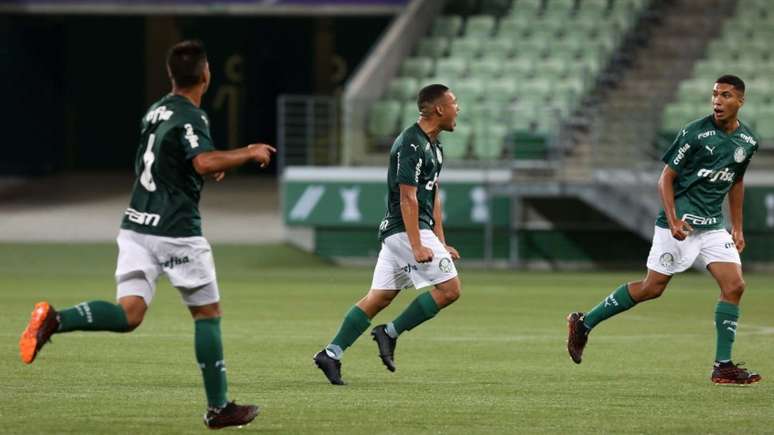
[19, 40, 276, 428]
[313, 84, 462, 385]
[567, 75, 761, 385]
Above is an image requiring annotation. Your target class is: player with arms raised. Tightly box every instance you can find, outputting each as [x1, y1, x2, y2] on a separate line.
[313, 84, 462, 385]
[19, 40, 276, 427]
[567, 75, 761, 385]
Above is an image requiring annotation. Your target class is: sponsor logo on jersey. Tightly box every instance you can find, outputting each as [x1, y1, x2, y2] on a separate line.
[439, 257, 453, 273]
[697, 130, 716, 140]
[162, 255, 190, 269]
[659, 252, 675, 269]
[414, 158, 423, 183]
[673, 143, 691, 165]
[184, 123, 199, 148]
[724, 241, 736, 249]
[145, 106, 174, 124]
[734, 146, 746, 163]
[124, 208, 161, 227]
[681, 213, 718, 225]
[697, 167, 735, 183]
[401, 264, 418, 273]
[740, 133, 757, 146]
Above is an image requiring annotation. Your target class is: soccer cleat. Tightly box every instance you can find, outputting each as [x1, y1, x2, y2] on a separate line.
[19, 301, 60, 364]
[371, 324, 397, 372]
[566, 312, 589, 364]
[711, 361, 762, 385]
[203, 401, 259, 429]
[313, 350, 345, 385]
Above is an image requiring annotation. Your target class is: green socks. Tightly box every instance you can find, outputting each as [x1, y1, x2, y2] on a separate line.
[583, 284, 637, 330]
[195, 317, 228, 409]
[58, 301, 130, 332]
[326, 305, 371, 359]
[392, 291, 439, 335]
[714, 301, 739, 363]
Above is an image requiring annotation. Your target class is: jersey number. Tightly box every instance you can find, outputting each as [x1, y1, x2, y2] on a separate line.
[140, 133, 157, 192]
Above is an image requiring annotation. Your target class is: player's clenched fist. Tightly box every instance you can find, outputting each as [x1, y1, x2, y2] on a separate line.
[412, 245, 434, 263]
[248, 143, 277, 167]
[669, 219, 693, 241]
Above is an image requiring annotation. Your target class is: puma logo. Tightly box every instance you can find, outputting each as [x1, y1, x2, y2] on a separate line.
[410, 144, 418, 151]
[705, 145, 716, 155]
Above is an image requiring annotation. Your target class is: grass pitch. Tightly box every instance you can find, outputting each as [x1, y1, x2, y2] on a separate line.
[1, 243, 773, 434]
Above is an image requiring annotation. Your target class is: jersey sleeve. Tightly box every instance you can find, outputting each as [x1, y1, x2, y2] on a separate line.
[179, 111, 216, 160]
[737, 142, 759, 179]
[661, 127, 696, 171]
[396, 140, 422, 186]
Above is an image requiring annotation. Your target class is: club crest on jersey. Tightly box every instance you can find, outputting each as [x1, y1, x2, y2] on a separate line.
[734, 146, 746, 163]
[659, 252, 675, 269]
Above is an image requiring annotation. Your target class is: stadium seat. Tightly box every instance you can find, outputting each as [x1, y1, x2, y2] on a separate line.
[497, 16, 530, 38]
[440, 124, 472, 159]
[483, 78, 518, 107]
[472, 124, 508, 159]
[400, 57, 434, 80]
[387, 77, 419, 101]
[465, 15, 497, 37]
[368, 100, 401, 138]
[454, 77, 486, 104]
[432, 16, 464, 38]
[435, 57, 468, 79]
[400, 101, 419, 128]
[416, 37, 450, 59]
[501, 57, 535, 77]
[469, 57, 504, 79]
[484, 37, 515, 58]
[449, 37, 484, 61]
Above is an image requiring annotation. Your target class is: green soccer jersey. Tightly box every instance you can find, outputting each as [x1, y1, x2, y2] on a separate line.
[655, 115, 758, 230]
[120, 94, 216, 237]
[378, 123, 444, 241]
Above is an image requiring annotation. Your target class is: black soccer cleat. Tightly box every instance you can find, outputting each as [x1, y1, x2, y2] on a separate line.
[566, 312, 589, 364]
[711, 361, 762, 385]
[20, 301, 60, 364]
[371, 324, 397, 372]
[313, 350, 345, 385]
[203, 401, 259, 429]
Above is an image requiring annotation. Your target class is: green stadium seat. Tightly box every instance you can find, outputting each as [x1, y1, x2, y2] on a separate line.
[450, 37, 484, 61]
[473, 124, 508, 159]
[484, 37, 515, 58]
[509, 0, 542, 16]
[440, 124, 472, 159]
[502, 57, 535, 77]
[400, 101, 419, 128]
[416, 37, 450, 59]
[387, 77, 419, 101]
[535, 58, 568, 79]
[465, 15, 497, 37]
[513, 39, 549, 60]
[483, 78, 518, 106]
[421, 75, 455, 89]
[368, 100, 401, 137]
[454, 77, 486, 104]
[469, 57, 504, 79]
[400, 57, 434, 80]
[432, 16, 464, 38]
[753, 118, 774, 140]
[661, 103, 702, 134]
[497, 16, 530, 38]
[435, 57, 468, 79]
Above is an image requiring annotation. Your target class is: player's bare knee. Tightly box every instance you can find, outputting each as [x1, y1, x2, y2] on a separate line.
[723, 279, 746, 300]
[641, 282, 666, 300]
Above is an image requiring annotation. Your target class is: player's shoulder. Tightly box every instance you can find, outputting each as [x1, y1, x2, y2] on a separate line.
[737, 120, 760, 150]
[146, 94, 209, 129]
[391, 123, 424, 154]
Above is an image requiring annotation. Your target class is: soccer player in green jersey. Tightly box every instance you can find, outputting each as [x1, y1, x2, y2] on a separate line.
[567, 75, 761, 385]
[314, 84, 461, 385]
[19, 40, 277, 427]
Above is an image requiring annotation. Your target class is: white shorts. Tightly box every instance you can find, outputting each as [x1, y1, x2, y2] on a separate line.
[115, 229, 219, 306]
[371, 229, 458, 290]
[646, 226, 741, 275]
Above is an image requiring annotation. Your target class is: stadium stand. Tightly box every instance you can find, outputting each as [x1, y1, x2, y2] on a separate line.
[367, 0, 650, 162]
[660, 0, 774, 149]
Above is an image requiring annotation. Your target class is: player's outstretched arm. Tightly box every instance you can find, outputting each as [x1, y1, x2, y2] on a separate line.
[658, 164, 692, 240]
[728, 176, 746, 253]
[192, 143, 276, 175]
[399, 184, 433, 263]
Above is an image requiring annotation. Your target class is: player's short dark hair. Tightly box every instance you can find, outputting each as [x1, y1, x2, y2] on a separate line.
[716, 75, 745, 93]
[417, 84, 449, 115]
[167, 40, 208, 88]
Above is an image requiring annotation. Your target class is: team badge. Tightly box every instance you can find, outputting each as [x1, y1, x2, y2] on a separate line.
[734, 147, 746, 163]
[659, 252, 675, 269]
[439, 257, 452, 273]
